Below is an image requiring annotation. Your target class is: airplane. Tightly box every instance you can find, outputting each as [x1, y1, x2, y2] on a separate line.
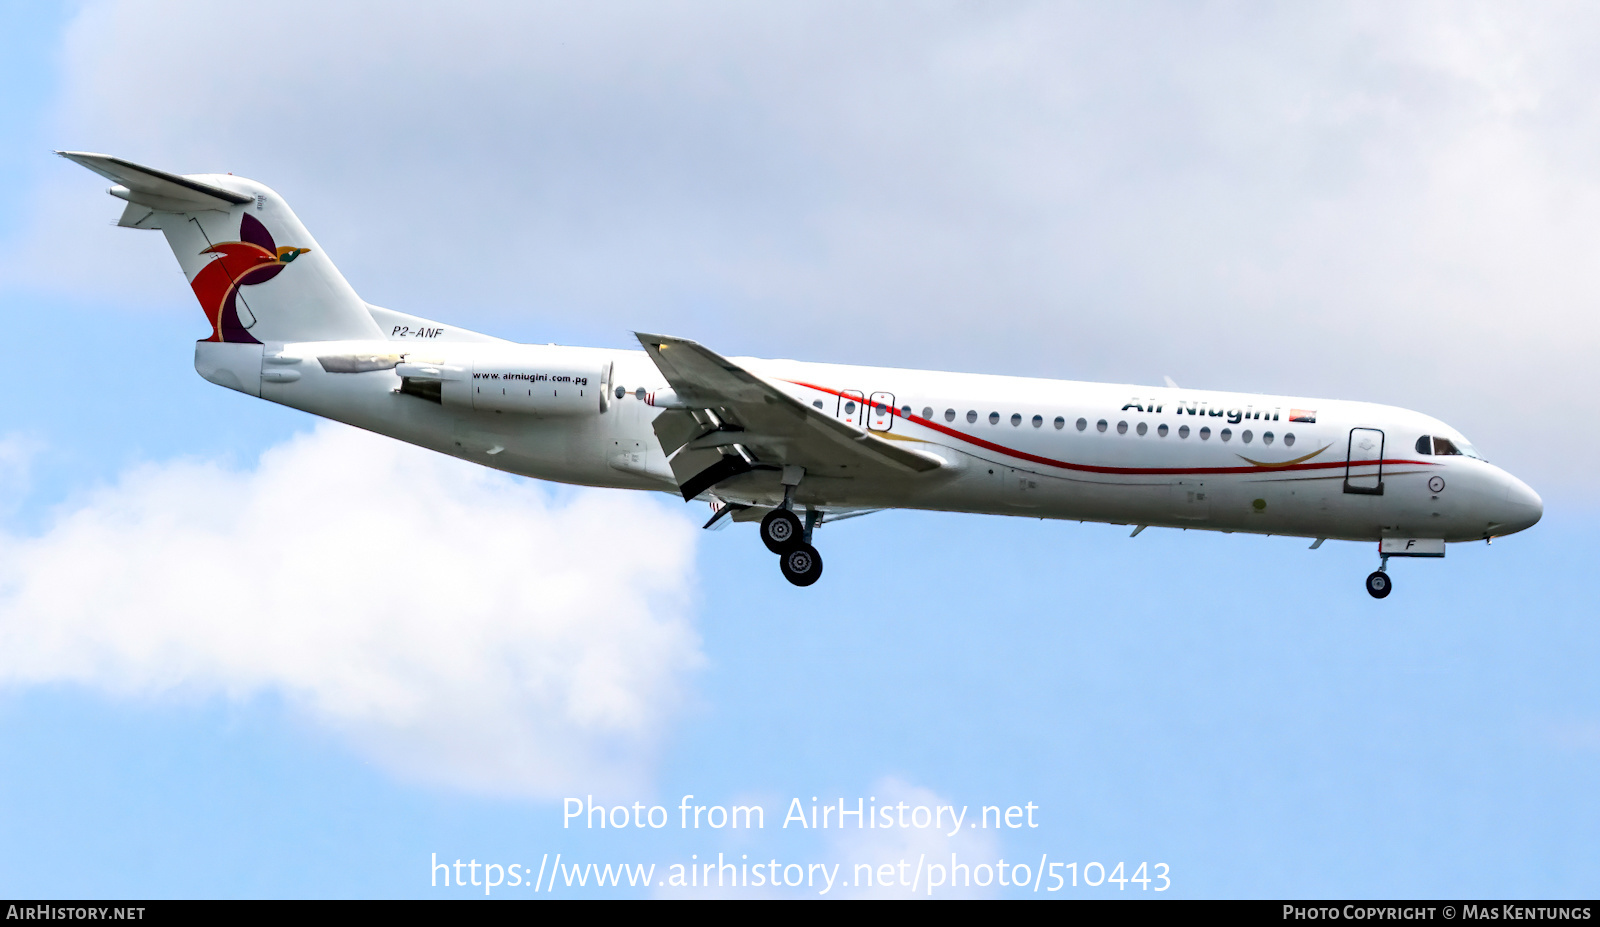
[60, 151, 1543, 597]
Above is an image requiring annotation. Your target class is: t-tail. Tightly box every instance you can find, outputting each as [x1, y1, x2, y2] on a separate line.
[58, 152, 382, 347]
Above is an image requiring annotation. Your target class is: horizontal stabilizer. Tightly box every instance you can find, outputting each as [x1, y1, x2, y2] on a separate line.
[56, 151, 251, 212]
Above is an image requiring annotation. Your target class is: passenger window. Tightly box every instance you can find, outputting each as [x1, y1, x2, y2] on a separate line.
[1284, 433, 1295, 447]
[1136, 422, 1148, 436]
[989, 412, 1000, 425]
[922, 406, 933, 419]
[1011, 413, 1022, 426]
[1178, 424, 1190, 438]
[945, 408, 956, 422]
[1200, 426, 1211, 440]
[1117, 421, 1128, 434]
[1263, 431, 1274, 445]
[1157, 423, 1169, 437]
[901, 405, 912, 418]
[1055, 416, 1066, 430]
[1433, 437, 1462, 456]
[1416, 435, 1433, 455]
[967, 410, 977, 424]
[1242, 430, 1253, 443]
[1097, 419, 1108, 433]
[845, 401, 857, 413]
[1076, 418, 1087, 431]
[1033, 414, 1044, 428]
[1220, 428, 1232, 442]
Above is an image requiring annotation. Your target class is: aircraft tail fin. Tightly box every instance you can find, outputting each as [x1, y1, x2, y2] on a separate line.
[59, 151, 382, 345]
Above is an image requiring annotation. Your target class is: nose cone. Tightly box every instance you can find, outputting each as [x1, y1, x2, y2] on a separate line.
[1494, 473, 1543, 537]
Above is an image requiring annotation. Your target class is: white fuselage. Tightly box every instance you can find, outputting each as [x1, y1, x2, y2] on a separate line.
[196, 331, 1543, 545]
[55, 151, 1541, 576]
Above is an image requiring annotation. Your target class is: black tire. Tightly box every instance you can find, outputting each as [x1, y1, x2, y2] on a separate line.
[779, 543, 824, 587]
[760, 508, 804, 554]
[1365, 570, 1392, 599]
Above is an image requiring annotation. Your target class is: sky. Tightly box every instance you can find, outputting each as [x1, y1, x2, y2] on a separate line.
[0, 0, 1596, 899]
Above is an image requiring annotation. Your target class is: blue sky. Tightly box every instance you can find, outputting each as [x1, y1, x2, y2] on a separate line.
[1, 1, 1596, 899]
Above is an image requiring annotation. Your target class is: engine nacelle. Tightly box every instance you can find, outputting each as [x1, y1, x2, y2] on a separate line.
[397, 346, 611, 416]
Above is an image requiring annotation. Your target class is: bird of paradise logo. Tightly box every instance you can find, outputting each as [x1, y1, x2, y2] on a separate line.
[190, 213, 310, 343]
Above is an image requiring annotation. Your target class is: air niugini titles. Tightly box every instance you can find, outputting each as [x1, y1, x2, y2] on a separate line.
[1122, 397, 1316, 425]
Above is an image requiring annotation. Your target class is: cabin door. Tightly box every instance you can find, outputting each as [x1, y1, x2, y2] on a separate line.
[1344, 428, 1385, 495]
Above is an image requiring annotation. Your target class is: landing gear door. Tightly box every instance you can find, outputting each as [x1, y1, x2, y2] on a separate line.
[1344, 427, 1385, 495]
[867, 392, 895, 432]
[837, 390, 865, 428]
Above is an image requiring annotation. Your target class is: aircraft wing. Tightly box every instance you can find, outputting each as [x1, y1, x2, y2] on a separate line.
[635, 333, 941, 501]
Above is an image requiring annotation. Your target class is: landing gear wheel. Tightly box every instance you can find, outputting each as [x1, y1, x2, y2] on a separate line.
[779, 544, 823, 587]
[1365, 570, 1392, 599]
[760, 508, 804, 554]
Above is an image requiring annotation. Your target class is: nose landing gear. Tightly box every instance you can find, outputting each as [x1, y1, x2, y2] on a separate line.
[1365, 538, 1445, 598]
[1365, 552, 1392, 599]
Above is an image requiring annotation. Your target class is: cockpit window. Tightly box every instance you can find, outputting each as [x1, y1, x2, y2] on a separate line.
[1416, 435, 1432, 455]
[1431, 435, 1485, 460]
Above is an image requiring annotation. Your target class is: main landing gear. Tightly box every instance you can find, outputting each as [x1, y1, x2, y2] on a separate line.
[759, 507, 802, 553]
[779, 543, 823, 587]
[762, 467, 822, 587]
[761, 508, 822, 586]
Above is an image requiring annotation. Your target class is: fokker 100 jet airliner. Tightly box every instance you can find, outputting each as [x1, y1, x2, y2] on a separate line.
[62, 152, 1543, 596]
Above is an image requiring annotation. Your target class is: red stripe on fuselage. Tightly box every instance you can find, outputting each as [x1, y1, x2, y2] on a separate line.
[783, 379, 1431, 477]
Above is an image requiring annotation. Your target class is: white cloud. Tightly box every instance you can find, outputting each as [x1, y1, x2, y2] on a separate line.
[0, 423, 703, 796]
[825, 777, 1002, 899]
[13, 0, 1600, 488]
